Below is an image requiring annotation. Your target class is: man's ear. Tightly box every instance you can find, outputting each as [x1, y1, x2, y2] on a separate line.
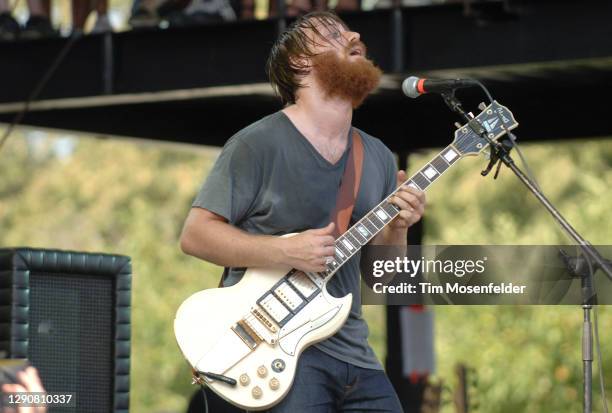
[289, 54, 311, 71]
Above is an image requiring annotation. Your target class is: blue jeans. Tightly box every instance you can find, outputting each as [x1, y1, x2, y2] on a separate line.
[269, 347, 403, 413]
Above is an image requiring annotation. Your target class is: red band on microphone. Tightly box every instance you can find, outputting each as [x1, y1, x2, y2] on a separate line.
[417, 78, 427, 94]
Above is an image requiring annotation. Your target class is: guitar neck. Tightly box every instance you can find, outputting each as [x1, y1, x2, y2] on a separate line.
[321, 144, 462, 279]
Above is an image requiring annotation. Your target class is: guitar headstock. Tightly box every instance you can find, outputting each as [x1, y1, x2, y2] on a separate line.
[451, 101, 518, 157]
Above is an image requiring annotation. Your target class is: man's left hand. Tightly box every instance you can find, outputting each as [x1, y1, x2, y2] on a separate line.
[388, 170, 426, 230]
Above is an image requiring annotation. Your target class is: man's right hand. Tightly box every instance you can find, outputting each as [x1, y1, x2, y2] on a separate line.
[181, 208, 339, 273]
[276, 223, 336, 273]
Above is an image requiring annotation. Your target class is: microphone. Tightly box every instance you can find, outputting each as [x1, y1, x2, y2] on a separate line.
[402, 76, 477, 98]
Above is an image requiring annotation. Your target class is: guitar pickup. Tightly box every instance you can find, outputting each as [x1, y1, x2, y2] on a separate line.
[274, 282, 304, 311]
[288, 271, 319, 299]
[259, 293, 291, 324]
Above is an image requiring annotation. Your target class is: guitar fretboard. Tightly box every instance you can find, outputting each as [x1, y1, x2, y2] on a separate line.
[320, 144, 461, 279]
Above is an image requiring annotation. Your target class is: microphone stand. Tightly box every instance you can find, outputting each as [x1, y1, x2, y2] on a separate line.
[440, 91, 612, 413]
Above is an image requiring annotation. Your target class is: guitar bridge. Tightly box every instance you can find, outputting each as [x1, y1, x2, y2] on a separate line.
[251, 307, 277, 333]
[232, 320, 262, 349]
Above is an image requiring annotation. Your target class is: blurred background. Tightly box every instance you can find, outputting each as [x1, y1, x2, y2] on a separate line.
[0, 0, 611, 412]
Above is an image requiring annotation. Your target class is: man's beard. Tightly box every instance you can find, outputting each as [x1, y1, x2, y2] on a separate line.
[311, 44, 382, 109]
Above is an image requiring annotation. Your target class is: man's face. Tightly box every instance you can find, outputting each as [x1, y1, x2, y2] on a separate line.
[308, 20, 366, 61]
[304, 19, 382, 108]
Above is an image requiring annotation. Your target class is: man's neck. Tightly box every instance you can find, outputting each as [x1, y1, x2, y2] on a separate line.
[283, 92, 353, 144]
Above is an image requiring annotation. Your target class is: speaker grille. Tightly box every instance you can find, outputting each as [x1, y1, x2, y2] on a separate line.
[29, 273, 114, 412]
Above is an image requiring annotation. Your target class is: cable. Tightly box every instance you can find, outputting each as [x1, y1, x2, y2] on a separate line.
[0, 30, 82, 153]
[200, 385, 209, 413]
[474, 79, 494, 105]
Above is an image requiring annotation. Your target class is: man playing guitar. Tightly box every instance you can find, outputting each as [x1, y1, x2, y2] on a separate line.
[180, 11, 425, 412]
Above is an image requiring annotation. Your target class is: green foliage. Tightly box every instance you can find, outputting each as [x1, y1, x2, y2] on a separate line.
[408, 138, 612, 413]
[0, 128, 610, 412]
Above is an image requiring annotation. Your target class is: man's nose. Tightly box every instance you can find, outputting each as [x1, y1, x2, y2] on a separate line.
[345, 31, 360, 44]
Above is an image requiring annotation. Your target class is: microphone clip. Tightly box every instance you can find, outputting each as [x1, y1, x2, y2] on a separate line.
[481, 136, 514, 179]
[481, 153, 501, 178]
[440, 91, 463, 115]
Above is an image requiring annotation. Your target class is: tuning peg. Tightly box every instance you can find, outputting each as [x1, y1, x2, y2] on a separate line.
[467, 112, 475, 119]
[454, 122, 463, 129]
[478, 102, 487, 111]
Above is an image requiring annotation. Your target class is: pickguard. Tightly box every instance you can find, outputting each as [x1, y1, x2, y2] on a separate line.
[278, 293, 342, 355]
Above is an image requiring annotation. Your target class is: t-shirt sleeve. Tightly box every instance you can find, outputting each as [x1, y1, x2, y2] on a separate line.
[192, 137, 262, 224]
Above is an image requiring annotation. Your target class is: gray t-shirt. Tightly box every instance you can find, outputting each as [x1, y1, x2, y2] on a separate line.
[193, 110, 397, 370]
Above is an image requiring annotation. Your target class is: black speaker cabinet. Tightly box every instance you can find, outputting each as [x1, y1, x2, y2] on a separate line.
[0, 248, 131, 412]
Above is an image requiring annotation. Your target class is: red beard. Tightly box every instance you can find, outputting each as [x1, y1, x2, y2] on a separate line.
[311, 44, 382, 109]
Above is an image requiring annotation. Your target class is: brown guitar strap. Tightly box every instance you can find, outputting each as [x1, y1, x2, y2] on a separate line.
[330, 128, 364, 238]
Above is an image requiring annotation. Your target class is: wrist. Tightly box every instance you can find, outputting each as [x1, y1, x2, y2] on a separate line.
[266, 235, 290, 267]
[370, 225, 407, 245]
[384, 225, 408, 244]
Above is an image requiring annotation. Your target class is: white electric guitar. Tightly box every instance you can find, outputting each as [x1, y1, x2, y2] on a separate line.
[174, 101, 518, 410]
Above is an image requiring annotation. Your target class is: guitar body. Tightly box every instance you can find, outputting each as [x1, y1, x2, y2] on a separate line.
[174, 254, 352, 411]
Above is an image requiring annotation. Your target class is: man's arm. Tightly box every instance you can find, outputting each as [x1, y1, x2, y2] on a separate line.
[180, 207, 337, 273]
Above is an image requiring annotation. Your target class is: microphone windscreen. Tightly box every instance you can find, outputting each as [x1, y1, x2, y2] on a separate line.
[402, 76, 421, 98]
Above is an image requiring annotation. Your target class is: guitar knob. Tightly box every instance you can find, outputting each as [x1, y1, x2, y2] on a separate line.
[239, 374, 250, 386]
[257, 365, 268, 378]
[272, 359, 286, 373]
[269, 377, 280, 391]
[252, 386, 263, 399]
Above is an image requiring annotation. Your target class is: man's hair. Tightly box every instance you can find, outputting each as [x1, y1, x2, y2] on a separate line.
[266, 11, 349, 106]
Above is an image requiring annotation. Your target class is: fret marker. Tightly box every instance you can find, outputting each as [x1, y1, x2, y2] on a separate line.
[336, 248, 345, 258]
[407, 182, 420, 190]
[342, 239, 355, 250]
[325, 257, 336, 266]
[423, 166, 438, 179]
[357, 225, 370, 237]
[376, 209, 389, 221]
[443, 149, 458, 162]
